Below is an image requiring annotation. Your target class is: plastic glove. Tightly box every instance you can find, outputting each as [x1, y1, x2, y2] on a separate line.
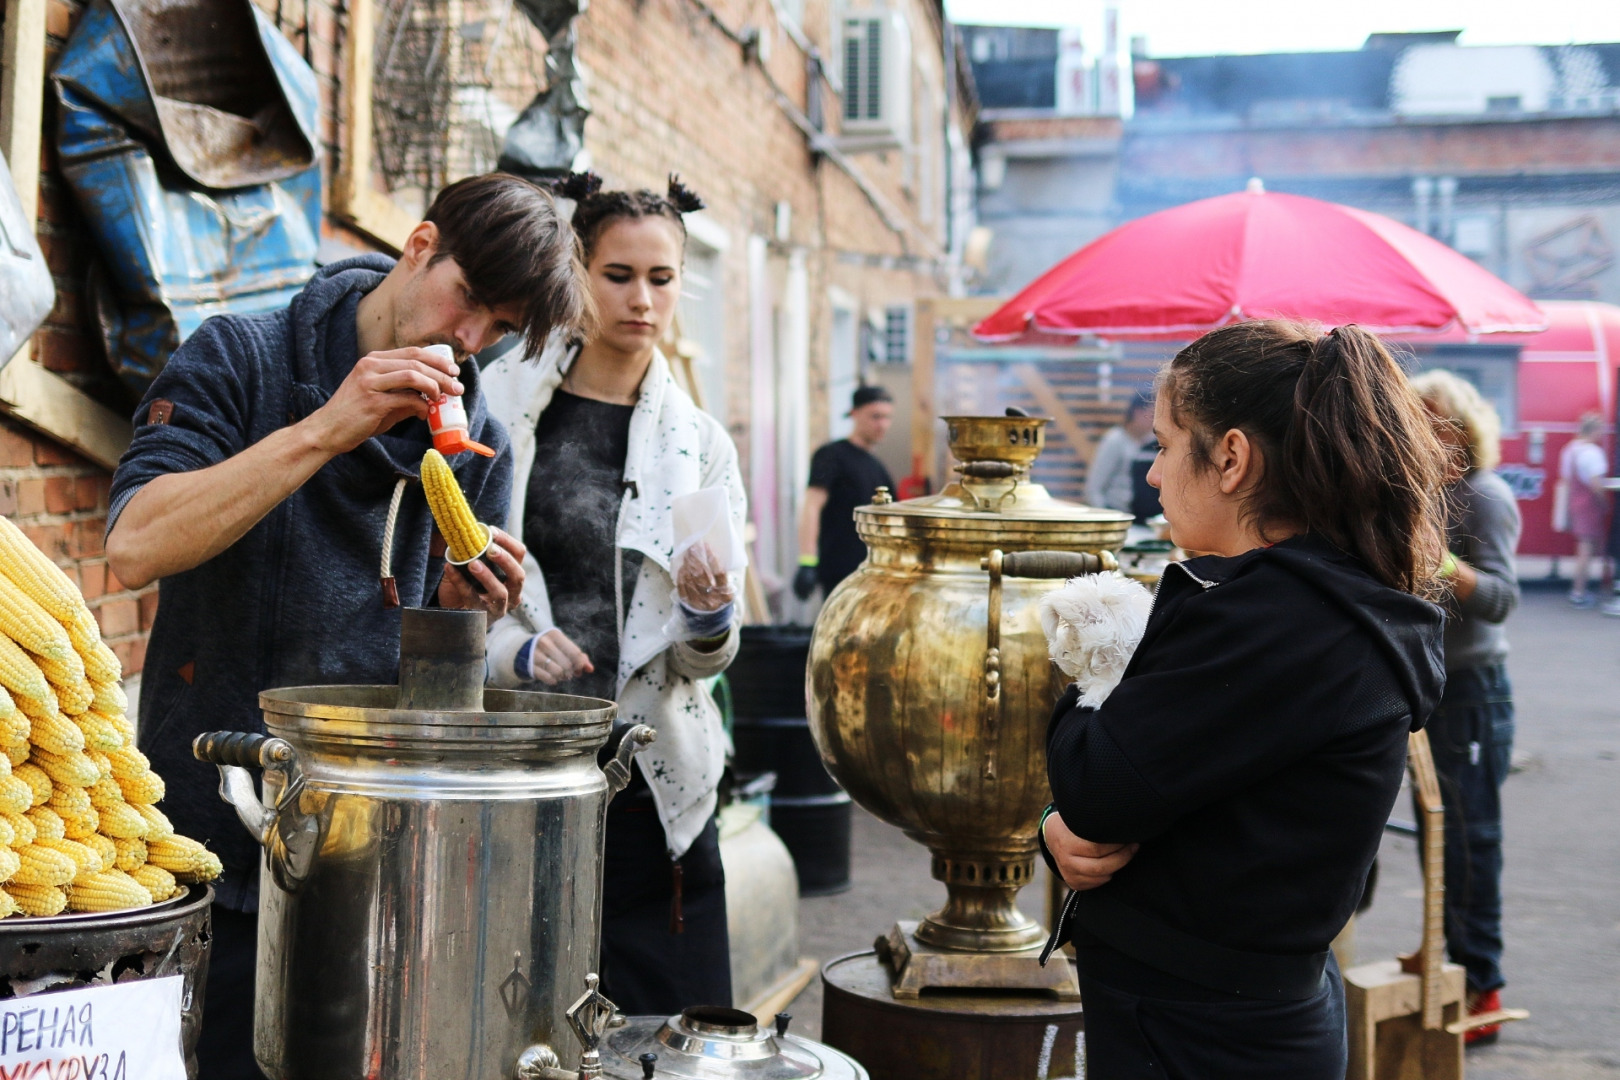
[792, 562, 819, 600]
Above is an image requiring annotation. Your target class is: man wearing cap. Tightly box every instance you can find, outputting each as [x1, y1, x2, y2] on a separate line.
[793, 385, 895, 601]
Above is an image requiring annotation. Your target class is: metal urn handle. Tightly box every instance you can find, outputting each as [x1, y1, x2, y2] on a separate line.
[978, 548, 1121, 779]
[193, 730, 319, 894]
[601, 724, 657, 797]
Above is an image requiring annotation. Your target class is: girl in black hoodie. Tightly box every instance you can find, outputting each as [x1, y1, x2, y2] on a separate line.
[1041, 321, 1449, 1078]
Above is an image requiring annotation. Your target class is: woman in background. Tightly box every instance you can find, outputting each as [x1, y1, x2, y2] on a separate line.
[1559, 411, 1610, 607]
[1411, 370, 1521, 1045]
[482, 173, 746, 1013]
[1040, 321, 1448, 1078]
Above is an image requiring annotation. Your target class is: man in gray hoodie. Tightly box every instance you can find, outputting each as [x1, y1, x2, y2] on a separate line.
[106, 173, 587, 1077]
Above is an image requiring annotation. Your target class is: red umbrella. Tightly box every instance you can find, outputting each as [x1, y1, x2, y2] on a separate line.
[973, 182, 1546, 341]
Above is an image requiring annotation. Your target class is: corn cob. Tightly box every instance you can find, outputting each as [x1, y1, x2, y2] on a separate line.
[11, 843, 76, 886]
[74, 710, 126, 752]
[132, 802, 174, 841]
[0, 686, 25, 744]
[84, 832, 118, 868]
[3, 740, 27, 767]
[85, 748, 111, 779]
[105, 710, 134, 740]
[2, 809, 34, 847]
[0, 814, 12, 848]
[0, 775, 29, 815]
[32, 747, 100, 788]
[29, 710, 85, 756]
[12, 763, 50, 806]
[35, 837, 101, 882]
[66, 868, 150, 912]
[0, 846, 19, 883]
[0, 517, 92, 624]
[24, 806, 64, 841]
[35, 652, 91, 715]
[0, 634, 58, 718]
[47, 794, 97, 841]
[69, 618, 121, 685]
[421, 449, 491, 562]
[146, 836, 222, 882]
[4, 882, 66, 916]
[130, 862, 178, 903]
[89, 679, 127, 715]
[88, 781, 146, 840]
[0, 885, 17, 917]
[0, 573, 75, 662]
[111, 835, 145, 873]
[109, 753, 163, 804]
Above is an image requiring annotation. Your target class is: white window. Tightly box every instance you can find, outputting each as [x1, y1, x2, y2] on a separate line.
[829, 292, 859, 439]
[879, 304, 911, 365]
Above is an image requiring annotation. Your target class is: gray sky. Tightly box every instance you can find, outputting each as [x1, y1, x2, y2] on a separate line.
[944, 0, 1620, 56]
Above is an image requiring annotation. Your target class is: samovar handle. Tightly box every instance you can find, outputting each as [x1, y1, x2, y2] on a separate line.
[980, 549, 1121, 780]
[600, 724, 657, 796]
[193, 731, 320, 894]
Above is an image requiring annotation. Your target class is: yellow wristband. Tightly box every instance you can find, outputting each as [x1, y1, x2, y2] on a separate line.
[1439, 553, 1459, 578]
[798, 554, 819, 568]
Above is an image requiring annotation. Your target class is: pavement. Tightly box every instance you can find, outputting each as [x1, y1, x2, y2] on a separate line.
[781, 588, 1620, 1075]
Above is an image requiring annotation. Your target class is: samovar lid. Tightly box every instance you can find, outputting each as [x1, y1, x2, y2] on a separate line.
[600, 1007, 866, 1080]
[855, 415, 1131, 544]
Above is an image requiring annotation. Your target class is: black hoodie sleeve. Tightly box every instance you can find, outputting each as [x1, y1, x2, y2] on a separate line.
[1047, 572, 1386, 845]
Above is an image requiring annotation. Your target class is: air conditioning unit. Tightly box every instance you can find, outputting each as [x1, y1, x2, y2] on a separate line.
[841, 10, 912, 147]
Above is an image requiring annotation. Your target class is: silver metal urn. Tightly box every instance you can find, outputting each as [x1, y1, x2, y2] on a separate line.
[194, 608, 653, 1080]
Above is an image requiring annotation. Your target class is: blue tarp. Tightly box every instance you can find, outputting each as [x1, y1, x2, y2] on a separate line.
[53, 0, 322, 393]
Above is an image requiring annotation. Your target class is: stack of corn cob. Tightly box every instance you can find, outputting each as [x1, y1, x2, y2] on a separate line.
[0, 517, 222, 917]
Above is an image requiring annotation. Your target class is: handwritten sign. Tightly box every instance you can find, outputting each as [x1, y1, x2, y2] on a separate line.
[0, 976, 186, 1080]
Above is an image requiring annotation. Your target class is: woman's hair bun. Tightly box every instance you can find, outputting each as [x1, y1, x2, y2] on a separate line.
[548, 171, 604, 202]
[666, 174, 706, 214]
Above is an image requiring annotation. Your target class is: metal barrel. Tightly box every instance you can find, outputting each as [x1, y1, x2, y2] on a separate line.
[397, 606, 486, 710]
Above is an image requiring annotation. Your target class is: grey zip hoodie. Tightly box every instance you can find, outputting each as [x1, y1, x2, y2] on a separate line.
[110, 255, 511, 909]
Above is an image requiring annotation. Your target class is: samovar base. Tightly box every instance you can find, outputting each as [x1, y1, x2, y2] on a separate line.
[876, 921, 1081, 1001]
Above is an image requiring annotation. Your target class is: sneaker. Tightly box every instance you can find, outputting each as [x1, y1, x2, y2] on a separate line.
[1603, 598, 1620, 618]
[1569, 591, 1597, 608]
[1466, 988, 1502, 1046]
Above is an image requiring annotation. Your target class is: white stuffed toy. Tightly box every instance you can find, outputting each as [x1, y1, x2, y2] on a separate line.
[1037, 573, 1155, 708]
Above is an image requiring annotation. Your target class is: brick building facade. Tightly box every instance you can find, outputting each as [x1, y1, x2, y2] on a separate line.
[0, 0, 976, 648]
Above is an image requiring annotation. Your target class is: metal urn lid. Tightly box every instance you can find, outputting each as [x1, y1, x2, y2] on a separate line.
[601, 1008, 867, 1080]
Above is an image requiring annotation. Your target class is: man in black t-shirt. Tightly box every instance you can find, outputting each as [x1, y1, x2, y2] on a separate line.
[794, 385, 896, 599]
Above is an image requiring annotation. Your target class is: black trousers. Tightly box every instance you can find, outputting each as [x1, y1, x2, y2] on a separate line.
[599, 801, 731, 1016]
[1078, 955, 1347, 1080]
[198, 904, 269, 1079]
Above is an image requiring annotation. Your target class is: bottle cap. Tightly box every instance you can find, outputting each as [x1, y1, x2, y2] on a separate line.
[434, 429, 497, 457]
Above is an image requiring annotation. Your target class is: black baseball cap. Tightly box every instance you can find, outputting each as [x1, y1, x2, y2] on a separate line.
[851, 385, 893, 410]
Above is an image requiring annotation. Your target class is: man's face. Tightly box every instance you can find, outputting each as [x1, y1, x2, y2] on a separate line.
[392, 237, 524, 361]
[851, 401, 894, 445]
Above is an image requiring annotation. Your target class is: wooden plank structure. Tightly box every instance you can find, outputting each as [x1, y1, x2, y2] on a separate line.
[1342, 729, 1528, 1080]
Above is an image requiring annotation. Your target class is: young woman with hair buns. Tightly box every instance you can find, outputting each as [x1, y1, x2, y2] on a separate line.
[1038, 321, 1450, 1077]
[480, 173, 746, 1012]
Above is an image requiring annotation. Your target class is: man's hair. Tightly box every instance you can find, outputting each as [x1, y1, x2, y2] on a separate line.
[1124, 388, 1153, 423]
[423, 173, 590, 354]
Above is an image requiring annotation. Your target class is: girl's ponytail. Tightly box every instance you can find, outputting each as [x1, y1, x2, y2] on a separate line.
[1164, 320, 1448, 596]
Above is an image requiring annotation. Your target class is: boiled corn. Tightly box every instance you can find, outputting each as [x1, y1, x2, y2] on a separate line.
[46, 788, 98, 840]
[111, 836, 145, 873]
[111, 758, 163, 804]
[130, 862, 178, 904]
[28, 710, 85, 756]
[11, 843, 76, 886]
[0, 686, 26, 744]
[4, 882, 66, 916]
[2, 810, 35, 847]
[132, 802, 174, 841]
[66, 869, 150, 912]
[74, 711, 126, 752]
[0, 573, 74, 662]
[146, 836, 222, 882]
[13, 763, 50, 806]
[93, 800, 146, 840]
[0, 634, 57, 717]
[0, 775, 28, 815]
[84, 832, 118, 869]
[24, 806, 64, 841]
[32, 747, 100, 788]
[35, 837, 102, 882]
[0, 886, 16, 917]
[0, 813, 12, 848]
[3, 740, 28, 767]
[421, 448, 490, 562]
[70, 619, 121, 685]
[89, 679, 127, 715]
[0, 846, 19, 884]
[0, 517, 91, 625]
[35, 652, 91, 715]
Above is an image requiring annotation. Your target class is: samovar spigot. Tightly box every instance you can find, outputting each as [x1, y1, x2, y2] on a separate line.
[514, 974, 620, 1080]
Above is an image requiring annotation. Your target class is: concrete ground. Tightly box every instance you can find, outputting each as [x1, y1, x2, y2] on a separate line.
[781, 588, 1620, 1076]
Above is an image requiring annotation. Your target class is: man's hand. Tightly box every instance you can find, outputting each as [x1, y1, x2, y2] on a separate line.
[305, 347, 464, 455]
[528, 628, 594, 685]
[437, 526, 526, 622]
[1043, 811, 1138, 892]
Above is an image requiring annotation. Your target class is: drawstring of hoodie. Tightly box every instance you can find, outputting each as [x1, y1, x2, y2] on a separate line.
[379, 477, 408, 607]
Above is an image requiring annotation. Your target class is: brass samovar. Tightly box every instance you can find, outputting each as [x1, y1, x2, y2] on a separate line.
[807, 416, 1131, 999]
